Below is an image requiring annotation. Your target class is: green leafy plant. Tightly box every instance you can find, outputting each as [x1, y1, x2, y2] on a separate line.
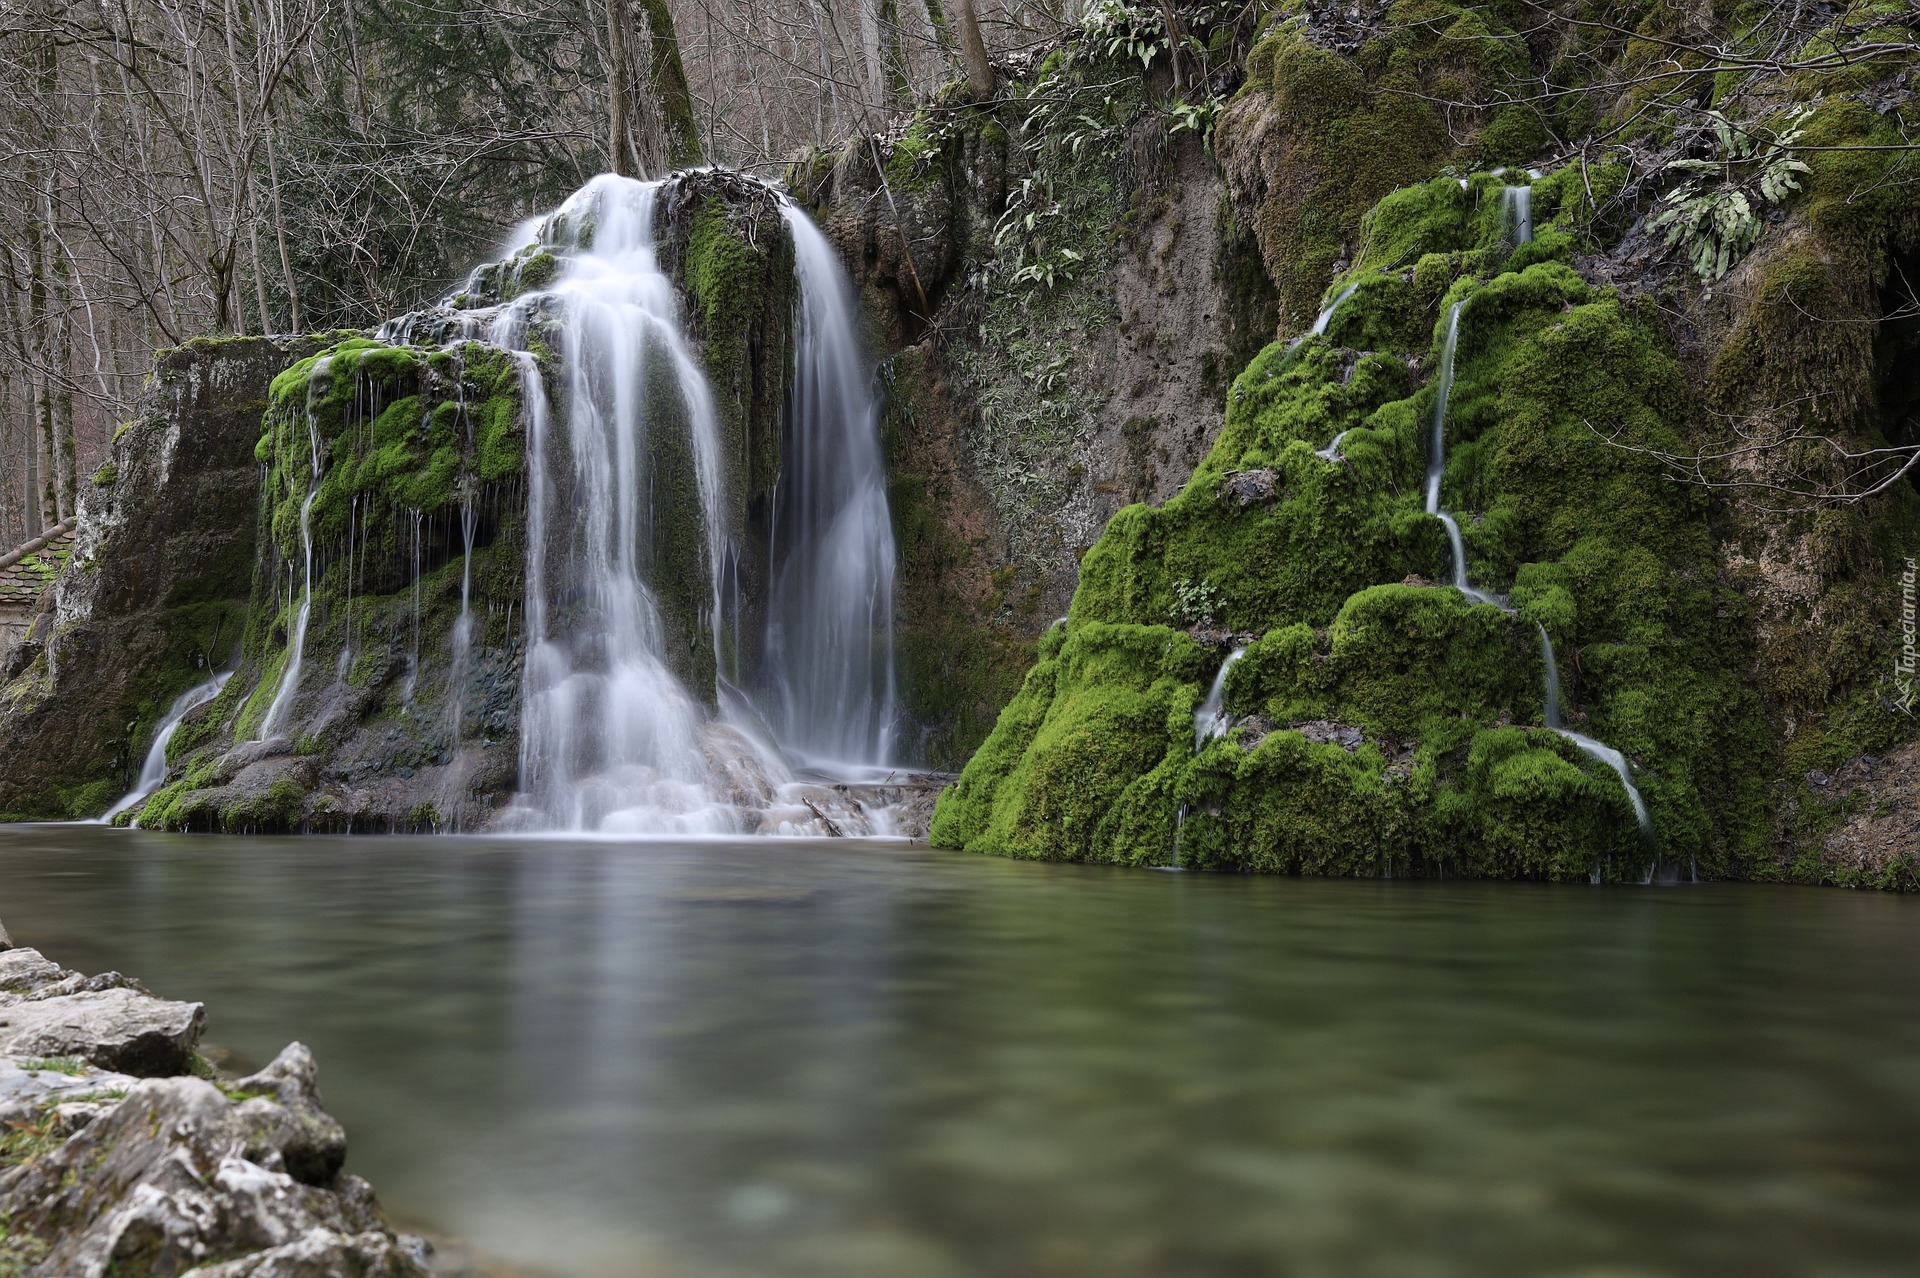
[1651, 109, 1810, 283]
[1171, 577, 1226, 628]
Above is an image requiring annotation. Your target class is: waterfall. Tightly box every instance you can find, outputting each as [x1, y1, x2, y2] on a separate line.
[1315, 429, 1353, 461]
[761, 203, 898, 770]
[1502, 184, 1533, 246]
[1309, 282, 1359, 337]
[1289, 281, 1360, 359]
[1193, 648, 1247, 748]
[1537, 623, 1653, 839]
[505, 176, 742, 832]
[101, 671, 233, 823]
[1423, 303, 1503, 608]
[256, 359, 329, 741]
[370, 171, 902, 834]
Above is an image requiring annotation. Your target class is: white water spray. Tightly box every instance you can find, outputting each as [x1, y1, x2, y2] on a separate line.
[102, 671, 233, 823]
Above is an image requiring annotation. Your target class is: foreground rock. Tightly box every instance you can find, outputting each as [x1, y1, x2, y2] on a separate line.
[0, 941, 430, 1278]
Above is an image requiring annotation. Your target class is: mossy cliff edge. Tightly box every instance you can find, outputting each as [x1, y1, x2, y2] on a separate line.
[928, 2, 1920, 884]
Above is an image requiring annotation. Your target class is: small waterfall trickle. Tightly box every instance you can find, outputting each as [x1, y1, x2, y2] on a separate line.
[1537, 623, 1653, 841]
[1290, 281, 1359, 357]
[1423, 303, 1504, 608]
[1426, 294, 1652, 846]
[1309, 283, 1359, 337]
[256, 359, 329, 741]
[101, 671, 234, 824]
[1193, 648, 1247, 748]
[1501, 184, 1533, 247]
[761, 203, 899, 771]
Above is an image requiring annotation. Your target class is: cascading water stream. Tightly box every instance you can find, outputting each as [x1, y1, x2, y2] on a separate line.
[509, 176, 740, 832]
[1428, 294, 1653, 846]
[1423, 303, 1504, 608]
[1501, 184, 1533, 246]
[375, 172, 902, 834]
[1290, 281, 1359, 362]
[1193, 648, 1248, 749]
[100, 670, 234, 823]
[1538, 623, 1653, 839]
[761, 203, 899, 771]
[256, 359, 328, 741]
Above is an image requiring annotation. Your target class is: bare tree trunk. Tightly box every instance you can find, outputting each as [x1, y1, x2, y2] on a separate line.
[952, 0, 993, 101]
[638, 0, 702, 168]
[879, 0, 911, 111]
[605, 0, 641, 176]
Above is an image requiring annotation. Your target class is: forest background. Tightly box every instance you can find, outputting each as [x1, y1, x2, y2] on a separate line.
[0, 0, 1024, 544]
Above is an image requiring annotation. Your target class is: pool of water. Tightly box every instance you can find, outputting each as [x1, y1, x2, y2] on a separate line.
[2, 824, 1917, 1277]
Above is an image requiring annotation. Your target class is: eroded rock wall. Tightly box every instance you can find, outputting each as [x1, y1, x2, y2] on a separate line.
[922, 2, 1920, 883]
[0, 338, 309, 820]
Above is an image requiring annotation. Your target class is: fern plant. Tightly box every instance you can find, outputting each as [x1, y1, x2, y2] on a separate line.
[1651, 109, 1811, 283]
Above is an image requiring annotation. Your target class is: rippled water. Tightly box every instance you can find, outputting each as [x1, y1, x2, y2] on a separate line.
[3, 824, 1918, 1277]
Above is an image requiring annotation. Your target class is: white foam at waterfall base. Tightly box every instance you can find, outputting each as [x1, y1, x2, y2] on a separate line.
[101, 670, 233, 823]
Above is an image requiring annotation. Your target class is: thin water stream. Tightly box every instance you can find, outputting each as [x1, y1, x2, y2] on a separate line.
[5, 825, 1920, 1278]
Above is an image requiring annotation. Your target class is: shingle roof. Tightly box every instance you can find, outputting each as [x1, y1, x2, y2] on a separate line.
[0, 522, 75, 607]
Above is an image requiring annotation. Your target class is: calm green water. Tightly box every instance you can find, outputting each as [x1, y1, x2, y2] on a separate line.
[2, 825, 1917, 1277]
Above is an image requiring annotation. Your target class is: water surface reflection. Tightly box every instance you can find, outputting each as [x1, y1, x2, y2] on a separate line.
[3, 826, 1917, 1277]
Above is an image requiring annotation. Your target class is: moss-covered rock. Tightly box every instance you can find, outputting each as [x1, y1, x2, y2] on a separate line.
[935, 167, 1777, 880]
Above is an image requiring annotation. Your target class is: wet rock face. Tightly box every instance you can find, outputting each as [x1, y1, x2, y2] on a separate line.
[0, 948, 427, 1278]
[0, 337, 313, 821]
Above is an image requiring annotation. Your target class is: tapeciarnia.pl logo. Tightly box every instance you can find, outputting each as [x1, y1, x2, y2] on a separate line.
[1898, 556, 1917, 713]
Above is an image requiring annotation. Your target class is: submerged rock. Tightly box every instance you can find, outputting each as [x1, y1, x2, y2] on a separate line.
[0, 947, 429, 1278]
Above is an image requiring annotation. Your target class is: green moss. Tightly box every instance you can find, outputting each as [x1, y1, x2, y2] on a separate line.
[91, 462, 118, 488]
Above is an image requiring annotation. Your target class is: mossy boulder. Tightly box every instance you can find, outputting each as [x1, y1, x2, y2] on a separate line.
[935, 170, 1775, 880]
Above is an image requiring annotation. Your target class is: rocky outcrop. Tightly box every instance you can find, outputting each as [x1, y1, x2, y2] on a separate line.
[0, 944, 429, 1278]
[0, 338, 310, 820]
